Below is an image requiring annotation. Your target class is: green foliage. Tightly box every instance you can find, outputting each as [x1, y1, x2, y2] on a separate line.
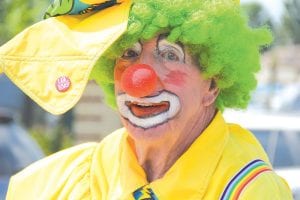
[90, 0, 272, 111]
[241, 3, 274, 49]
[30, 125, 74, 155]
[241, 3, 273, 29]
[283, 0, 300, 44]
[0, 0, 48, 45]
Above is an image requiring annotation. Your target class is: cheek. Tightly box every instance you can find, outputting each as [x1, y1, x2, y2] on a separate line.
[114, 59, 133, 82]
[114, 62, 129, 93]
[114, 65, 126, 82]
[163, 70, 187, 87]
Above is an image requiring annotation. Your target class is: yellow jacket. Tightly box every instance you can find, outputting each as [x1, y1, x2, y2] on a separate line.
[6, 112, 293, 200]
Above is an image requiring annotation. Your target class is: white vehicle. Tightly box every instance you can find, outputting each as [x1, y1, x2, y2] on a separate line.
[224, 110, 300, 200]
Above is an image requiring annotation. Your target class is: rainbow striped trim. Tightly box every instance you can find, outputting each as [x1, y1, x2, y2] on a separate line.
[220, 159, 272, 200]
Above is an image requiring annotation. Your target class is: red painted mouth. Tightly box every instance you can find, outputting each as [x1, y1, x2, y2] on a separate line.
[126, 101, 170, 118]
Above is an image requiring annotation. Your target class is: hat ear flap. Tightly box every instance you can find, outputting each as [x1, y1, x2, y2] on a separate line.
[0, 63, 3, 74]
[0, 1, 132, 115]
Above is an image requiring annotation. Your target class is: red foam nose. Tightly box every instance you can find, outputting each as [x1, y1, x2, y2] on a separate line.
[121, 64, 157, 97]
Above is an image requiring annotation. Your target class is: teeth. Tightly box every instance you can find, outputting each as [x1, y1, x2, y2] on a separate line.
[136, 102, 153, 107]
[117, 91, 181, 129]
[126, 102, 155, 107]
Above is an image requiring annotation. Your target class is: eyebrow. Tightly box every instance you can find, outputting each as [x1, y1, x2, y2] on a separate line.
[157, 34, 185, 61]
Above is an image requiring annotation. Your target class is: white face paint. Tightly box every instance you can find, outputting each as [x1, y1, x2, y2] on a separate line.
[157, 39, 185, 63]
[114, 36, 215, 141]
[117, 91, 181, 129]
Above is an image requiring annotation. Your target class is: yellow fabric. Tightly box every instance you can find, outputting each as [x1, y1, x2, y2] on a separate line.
[7, 113, 293, 199]
[0, 61, 3, 73]
[0, 1, 131, 115]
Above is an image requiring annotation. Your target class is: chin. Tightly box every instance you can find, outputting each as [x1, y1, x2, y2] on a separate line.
[121, 116, 173, 141]
[116, 90, 182, 141]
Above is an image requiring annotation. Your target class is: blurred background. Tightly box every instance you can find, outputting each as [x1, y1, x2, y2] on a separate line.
[0, 0, 299, 199]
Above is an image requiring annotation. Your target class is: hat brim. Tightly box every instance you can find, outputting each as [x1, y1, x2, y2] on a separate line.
[0, 0, 131, 115]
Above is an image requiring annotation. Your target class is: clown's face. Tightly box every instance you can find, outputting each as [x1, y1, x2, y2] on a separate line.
[114, 35, 218, 142]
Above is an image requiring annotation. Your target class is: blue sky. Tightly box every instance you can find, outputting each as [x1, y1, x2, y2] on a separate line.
[241, 0, 284, 23]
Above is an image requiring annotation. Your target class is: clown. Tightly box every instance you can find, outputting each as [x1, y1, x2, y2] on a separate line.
[0, 0, 293, 199]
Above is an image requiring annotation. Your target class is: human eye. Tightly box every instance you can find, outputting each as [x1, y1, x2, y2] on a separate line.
[121, 49, 139, 59]
[121, 42, 141, 60]
[157, 39, 185, 63]
[160, 49, 181, 62]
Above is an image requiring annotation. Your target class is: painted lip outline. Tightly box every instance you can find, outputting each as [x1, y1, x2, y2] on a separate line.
[125, 101, 170, 119]
[117, 90, 181, 129]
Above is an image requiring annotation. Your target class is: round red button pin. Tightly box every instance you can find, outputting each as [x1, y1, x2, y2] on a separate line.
[55, 76, 71, 92]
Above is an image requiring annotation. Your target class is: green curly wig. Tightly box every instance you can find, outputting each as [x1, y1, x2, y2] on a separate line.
[89, 0, 273, 111]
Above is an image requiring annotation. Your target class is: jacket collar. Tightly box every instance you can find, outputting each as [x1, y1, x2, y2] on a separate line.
[120, 111, 230, 199]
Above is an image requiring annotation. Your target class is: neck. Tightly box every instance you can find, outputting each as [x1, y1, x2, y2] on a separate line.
[132, 107, 217, 182]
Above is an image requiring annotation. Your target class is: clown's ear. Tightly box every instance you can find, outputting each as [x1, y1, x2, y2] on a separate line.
[0, 0, 131, 115]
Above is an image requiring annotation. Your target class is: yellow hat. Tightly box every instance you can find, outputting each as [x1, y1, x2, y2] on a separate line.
[0, 0, 132, 115]
[0, 0, 240, 115]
